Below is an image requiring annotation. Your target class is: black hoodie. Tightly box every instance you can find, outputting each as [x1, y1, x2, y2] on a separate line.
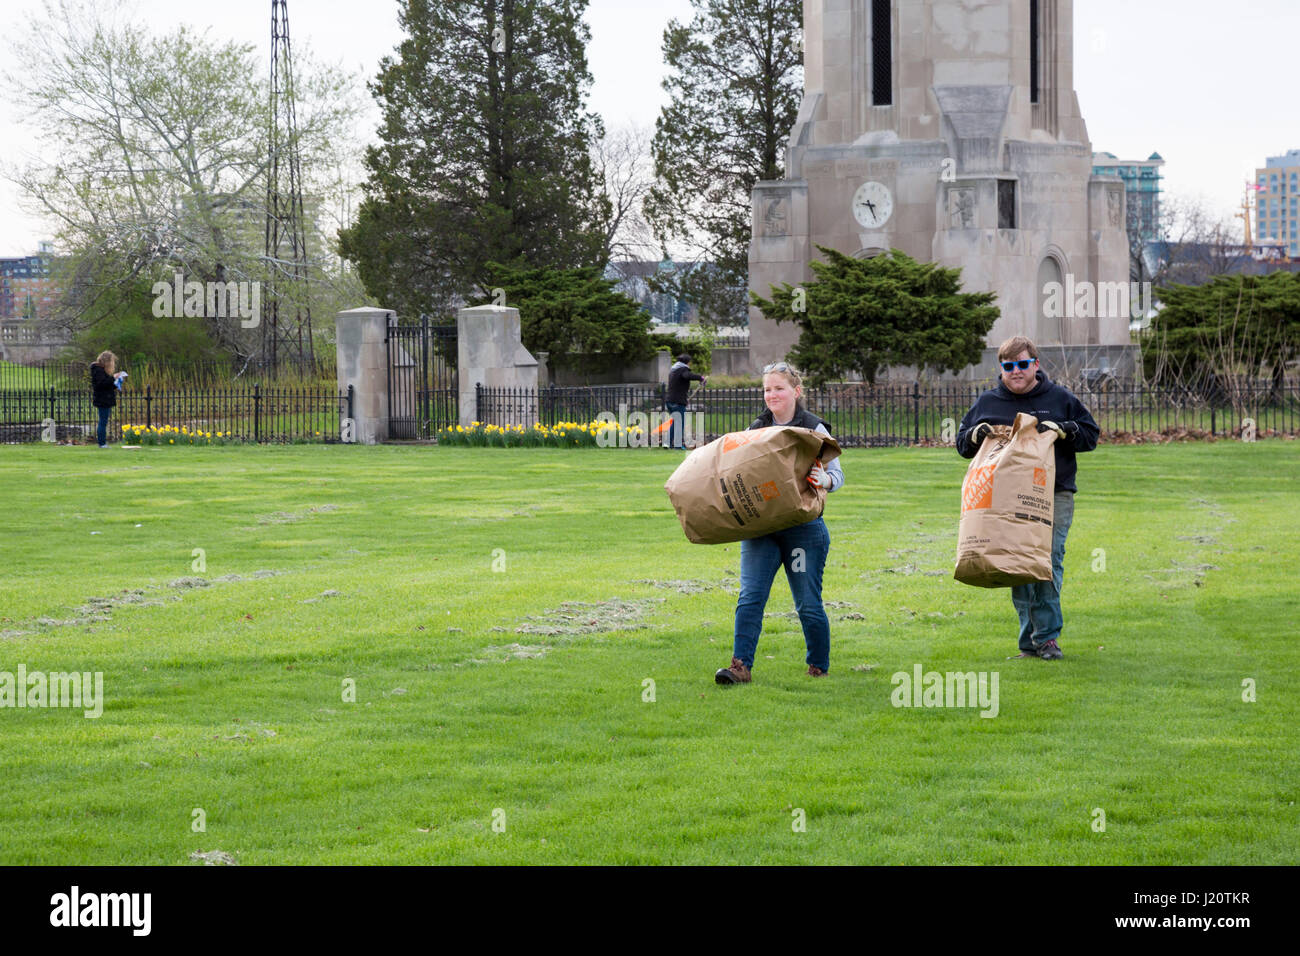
[90, 363, 118, 408]
[955, 371, 1099, 493]
[665, 361, 705, 405]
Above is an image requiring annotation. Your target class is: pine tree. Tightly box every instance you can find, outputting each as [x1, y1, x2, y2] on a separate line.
[484, 263, 652, 374]
[644, 0, 802, 325]
[1147, 271, 1300, 401]
[339, 0, 607, 320]
[751, 248, 1000, 383]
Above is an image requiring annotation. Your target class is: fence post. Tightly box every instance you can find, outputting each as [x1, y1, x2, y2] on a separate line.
[420, 314, 430, 438]
[347, 383, 355, 423]
[145, 385, 152, 429]
[1210, 405, 1215, 437]
[912, 381, 921, 445]
[475, 382, 482, 423]
[254, 383, 261, 443]
[48, 386, 55, 427]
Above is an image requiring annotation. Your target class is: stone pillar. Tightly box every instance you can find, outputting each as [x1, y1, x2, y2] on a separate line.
[335, 306, 393, 444]
[457, 305, 539, 427]
[748, 179, 810, 374]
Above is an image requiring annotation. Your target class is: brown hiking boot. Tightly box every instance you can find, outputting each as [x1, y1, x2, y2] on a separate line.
[715, 657, 752, 685]
[807, 666, 827, 677]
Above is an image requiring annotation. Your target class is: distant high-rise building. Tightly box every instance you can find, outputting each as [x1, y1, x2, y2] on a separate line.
[0, 249, 55, 319]
[1255, 149, 1300, 258]
[1091, 151, 1164, 248]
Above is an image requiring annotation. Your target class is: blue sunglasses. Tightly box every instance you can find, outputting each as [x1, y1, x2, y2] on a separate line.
[1000, 358, 1036, 372]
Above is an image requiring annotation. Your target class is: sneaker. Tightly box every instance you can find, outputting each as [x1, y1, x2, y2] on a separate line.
[715, 657, 751, 684]
[1036, 639, 1064, 661]
[807, 666, 827, 677]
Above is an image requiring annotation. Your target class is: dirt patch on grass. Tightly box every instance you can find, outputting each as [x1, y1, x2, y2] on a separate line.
[35, 587, 178, 627]
[10, 570, 288, 633]
[514, 597, 665, 636]
[635, 578, 723, 594]
[189, 850, 239, 866]
[1143, 497, 1232, 589]
[860, 524, 951, 578]
[255, 504, 340, 525]
[212, 570, 282, 582]
[471, 642, 551, 663]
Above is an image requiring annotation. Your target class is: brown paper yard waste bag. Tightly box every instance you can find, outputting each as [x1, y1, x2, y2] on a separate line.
[954, 412, 1057, 587]
[664, 426, 842, 544]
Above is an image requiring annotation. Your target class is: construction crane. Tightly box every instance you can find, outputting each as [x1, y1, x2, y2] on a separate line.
[1236, 181, 1260, 251]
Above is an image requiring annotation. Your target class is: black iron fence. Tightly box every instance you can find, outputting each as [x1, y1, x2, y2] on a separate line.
[476, 382, 1300, 446]
[0, 357, 337, 390]
[1, 382, 351, 444]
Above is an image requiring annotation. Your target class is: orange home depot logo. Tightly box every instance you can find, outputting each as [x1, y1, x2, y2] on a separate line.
[1033, 467, 1047, 488]
[757, 481, 780, 501]
[962, 464, 996, 512]
[721, 432, 758, 453]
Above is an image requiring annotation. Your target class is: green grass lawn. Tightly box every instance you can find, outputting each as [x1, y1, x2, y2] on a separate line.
[0, 440, 1296, 864]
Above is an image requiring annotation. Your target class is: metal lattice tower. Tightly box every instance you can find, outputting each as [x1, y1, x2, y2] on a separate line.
[262, 0, 314, 373]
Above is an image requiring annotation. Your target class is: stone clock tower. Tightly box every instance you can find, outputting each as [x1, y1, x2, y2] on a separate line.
[748, 0, 1132, 378]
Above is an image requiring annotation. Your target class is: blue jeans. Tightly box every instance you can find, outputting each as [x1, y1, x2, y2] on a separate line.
[96, 406, 111, 447]
[1012, 490, 1074, 651]
[733, 517, 831, 672]
[664, 402, 687, 448]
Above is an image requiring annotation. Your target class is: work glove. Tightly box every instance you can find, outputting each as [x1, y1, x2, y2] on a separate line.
[807, 460, 832, 490]
[969, 421, 994, 444]
[1037, 420, 1067, 440]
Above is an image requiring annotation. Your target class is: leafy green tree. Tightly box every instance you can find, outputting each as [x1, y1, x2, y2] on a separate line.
[340, 0, 607, 321]
[644, 0, 802, 325]
[1146, 271, 1300, 401]
[483, 263, 652, 374]
[751, 247, 1000, 383]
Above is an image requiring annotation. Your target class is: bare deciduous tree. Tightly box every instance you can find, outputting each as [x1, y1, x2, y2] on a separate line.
[2, 0, 365, 362]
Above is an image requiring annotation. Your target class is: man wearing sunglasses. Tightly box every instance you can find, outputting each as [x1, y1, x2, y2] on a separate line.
[955, 336, 1099, 661]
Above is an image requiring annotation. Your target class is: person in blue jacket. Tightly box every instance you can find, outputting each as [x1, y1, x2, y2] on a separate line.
[956, 337, 1099, 661]
[715, 362, 845, 685]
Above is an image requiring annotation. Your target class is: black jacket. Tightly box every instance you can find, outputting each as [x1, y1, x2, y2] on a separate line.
[956, 371, 1098, 493]
[665, 362, 705, 405]
[748, 405, 827, 432]
[90, 364, 118, 408]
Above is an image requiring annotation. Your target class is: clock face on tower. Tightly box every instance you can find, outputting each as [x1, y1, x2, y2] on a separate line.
[851, 181, 893, 229]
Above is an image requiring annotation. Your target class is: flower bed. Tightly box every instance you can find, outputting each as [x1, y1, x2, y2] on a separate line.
[122, 424, 242, 446]
[435, 420, 646, 447]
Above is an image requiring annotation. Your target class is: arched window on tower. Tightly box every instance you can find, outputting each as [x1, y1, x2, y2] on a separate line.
[1036, 256, 1063, 345]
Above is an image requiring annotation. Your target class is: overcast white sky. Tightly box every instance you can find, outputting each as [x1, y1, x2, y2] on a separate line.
[1, 0, 1294, 255]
